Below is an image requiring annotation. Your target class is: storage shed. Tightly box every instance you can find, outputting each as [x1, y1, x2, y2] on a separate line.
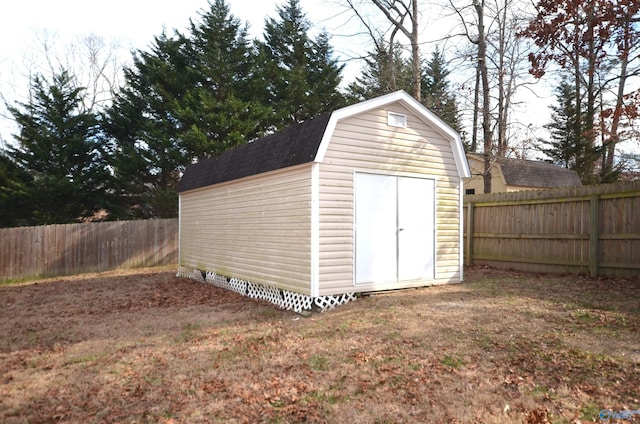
[177, 90, 471, 312]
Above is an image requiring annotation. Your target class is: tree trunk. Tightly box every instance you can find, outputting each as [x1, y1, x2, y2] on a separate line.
[496, 0, 508, 157]
[604, 55, 628, 176]
[475, 0, 493, 193]
[388, 29, 399, 91]
[370, 0, 421, 101]
[572, 11, 584, 183]
[584, 4, 597, 182]
[411, 0, 421, 101]
[471, 63, 480, 153]
[603, 12, 632, 177]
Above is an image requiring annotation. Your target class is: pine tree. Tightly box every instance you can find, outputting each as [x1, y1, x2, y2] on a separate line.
[179, 0, 269, 157]
[104, 0, 267, 218]
[346, 40, 413, 102]
[307, 31, 348, 116]
[103, 32, 189, 218]
[8, 70, 109, 224]
[0, 151, 33, 227]
[256, 0, 345, 129]
[541, 78, 582, 170]
[421, 47, 461, 133]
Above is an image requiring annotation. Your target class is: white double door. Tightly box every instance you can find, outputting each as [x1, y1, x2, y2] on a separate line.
[355, 173, 435, 285]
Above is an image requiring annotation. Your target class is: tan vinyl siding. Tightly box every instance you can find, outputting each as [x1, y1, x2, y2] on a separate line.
[436, 180, 462, 275]
[317, 105, 462, 296]
[180, 164, 313, 295]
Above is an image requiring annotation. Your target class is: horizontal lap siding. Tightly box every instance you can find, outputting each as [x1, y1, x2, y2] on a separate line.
[180, 165, 313, 294]
[317, 105, 462, 296]
[318, 167, 354, 294]
[436, 180, 463, 275]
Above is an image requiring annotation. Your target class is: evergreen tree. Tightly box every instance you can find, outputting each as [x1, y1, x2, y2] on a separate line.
[104, 0, 266, 217]
[307, 31, 347, 116]
[179, 0, 269, 157]
[421, 47, 461, 133]
[347, 45, 462, 136]
[256, 0, 345, 129]
[8, 70, 109, 224]
[542, 79, 581, 169]
[0, 151, 33, 227]
[542, 78, 607, 184]
[346, 41, 413, 102]
[103, 32, 189, 218]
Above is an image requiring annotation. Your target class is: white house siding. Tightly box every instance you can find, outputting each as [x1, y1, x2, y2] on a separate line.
[317, 104, 462, 296]
[179, 164, 314, 295]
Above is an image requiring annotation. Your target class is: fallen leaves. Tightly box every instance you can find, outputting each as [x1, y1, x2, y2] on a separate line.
[1, 267, 639, 423]
[525, 408, 551, 424]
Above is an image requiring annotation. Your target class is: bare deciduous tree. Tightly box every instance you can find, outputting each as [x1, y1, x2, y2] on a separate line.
[449, 0, 493, 191]
[343, 0, 422, 100]
[14, 30, 124, 113]
[474, 0, 493, 193]
[449, 0, 535, 192]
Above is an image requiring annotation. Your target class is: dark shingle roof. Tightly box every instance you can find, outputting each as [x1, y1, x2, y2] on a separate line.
[498, 157, 582, 188]
[178, 113, 332, 193]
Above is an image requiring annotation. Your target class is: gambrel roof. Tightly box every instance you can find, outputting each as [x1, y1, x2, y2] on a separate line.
[498, 157, 582, 188]
[179, 91, 470, 193]
[178, 113, 331, 192]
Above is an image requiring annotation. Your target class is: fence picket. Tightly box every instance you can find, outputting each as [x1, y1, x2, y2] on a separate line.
[464, 181, 640, 277]
[0, 219, 178, 281]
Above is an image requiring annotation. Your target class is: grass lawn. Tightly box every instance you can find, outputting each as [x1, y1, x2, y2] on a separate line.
[1, 266, 639, 423]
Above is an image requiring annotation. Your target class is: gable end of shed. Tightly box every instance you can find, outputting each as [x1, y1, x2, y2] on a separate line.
[314, 90, 470, 179]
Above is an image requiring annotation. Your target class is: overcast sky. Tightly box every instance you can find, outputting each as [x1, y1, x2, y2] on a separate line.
[0, 0, 566, 158]
[0, 0, 372, 144]
[0, 0, 291, 52]
[0, 0, 363, 89]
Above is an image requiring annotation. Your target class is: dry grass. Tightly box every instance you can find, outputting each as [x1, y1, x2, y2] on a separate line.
[1, 266, 639, 423]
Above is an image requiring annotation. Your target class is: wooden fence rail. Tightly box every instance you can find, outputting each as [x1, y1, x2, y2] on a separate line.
[0, 219, 178, 281]
[3, 182, 639, 282]
[464, 181, 640, 277]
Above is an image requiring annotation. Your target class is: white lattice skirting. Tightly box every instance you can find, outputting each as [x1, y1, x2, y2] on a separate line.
[177, 267, 356, 313]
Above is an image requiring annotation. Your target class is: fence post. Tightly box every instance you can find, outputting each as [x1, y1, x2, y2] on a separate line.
[589, 195, 599, 278]
[465, 202, 474, 266]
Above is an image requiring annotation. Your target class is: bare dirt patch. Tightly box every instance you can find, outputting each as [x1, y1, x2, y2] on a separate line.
[1, 266, 639, 423]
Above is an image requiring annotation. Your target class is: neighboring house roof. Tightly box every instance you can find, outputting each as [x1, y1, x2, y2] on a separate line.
[498, 157, 582, 188]
[179, 90, 470, 193]
[466, 153, 582, 188]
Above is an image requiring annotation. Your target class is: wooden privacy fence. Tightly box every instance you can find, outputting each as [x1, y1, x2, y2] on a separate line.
[464, 181, 640, 277]
[0, 219, 178, 281]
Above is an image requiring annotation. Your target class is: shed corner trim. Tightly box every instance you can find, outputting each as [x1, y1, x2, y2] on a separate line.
[310, 162, 320, 298]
